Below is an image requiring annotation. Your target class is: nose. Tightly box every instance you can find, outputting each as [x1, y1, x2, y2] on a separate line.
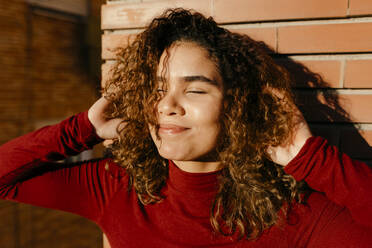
[157, 92, 185, 116]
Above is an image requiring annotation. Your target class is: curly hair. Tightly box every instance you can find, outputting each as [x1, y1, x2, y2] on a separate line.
[104, 8, 306, 239]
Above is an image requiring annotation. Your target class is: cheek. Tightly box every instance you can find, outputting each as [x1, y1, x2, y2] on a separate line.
[189, 101, 222, 125]
[148, 124, 158, 143]
[188, 101, 222, 149]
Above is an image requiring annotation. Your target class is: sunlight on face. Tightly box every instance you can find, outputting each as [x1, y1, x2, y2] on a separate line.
[149, 42, 224, 173]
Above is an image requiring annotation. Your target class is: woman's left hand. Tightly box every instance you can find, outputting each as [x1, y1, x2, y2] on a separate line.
[266, 99, 312, 167]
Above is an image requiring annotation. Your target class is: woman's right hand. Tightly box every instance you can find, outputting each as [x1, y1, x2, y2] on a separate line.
[88, 96, 125, 140]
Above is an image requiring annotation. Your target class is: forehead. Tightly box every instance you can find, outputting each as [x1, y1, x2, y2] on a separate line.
[157, 42, 219, 78]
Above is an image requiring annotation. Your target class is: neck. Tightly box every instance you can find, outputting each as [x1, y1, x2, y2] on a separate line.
[172, 160, 222, 173]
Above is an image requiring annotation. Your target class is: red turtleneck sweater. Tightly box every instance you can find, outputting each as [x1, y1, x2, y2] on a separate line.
[0, 112, 371, 247]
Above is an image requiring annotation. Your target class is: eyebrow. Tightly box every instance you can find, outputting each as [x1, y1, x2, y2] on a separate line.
[157, 75, 220, 87]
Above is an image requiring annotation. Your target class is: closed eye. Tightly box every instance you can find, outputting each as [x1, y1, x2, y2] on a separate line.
[186, 90, 206, 94]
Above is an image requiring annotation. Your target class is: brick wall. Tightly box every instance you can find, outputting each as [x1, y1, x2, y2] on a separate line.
[0, 2, 99, 143]
[0, 0, 28, 144]
[101, 0, 372, 163]
[0, 0, 104, 247]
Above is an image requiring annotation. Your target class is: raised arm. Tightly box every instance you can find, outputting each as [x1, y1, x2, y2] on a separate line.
[284, 136, 372, 227]
[0, 111, 102, 181]
[0, 97, 126, 221]
[266, 99, 372, 227]
[88, 96, 125, 141]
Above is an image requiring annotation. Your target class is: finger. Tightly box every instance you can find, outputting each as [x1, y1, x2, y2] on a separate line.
[100, 118, 126, 140]
[88, 97, 112, 128]
[90, 96, 110, 115]
[103, 139, 114, 147]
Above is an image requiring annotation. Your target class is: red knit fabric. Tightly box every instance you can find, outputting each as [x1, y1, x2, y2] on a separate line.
[0, 112, 371, 247]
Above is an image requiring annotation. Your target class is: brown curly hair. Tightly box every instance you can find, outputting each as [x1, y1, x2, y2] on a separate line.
[104, 8, 306, 239]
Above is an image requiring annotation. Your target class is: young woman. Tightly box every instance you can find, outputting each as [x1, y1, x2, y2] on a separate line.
[1, 8, 371, 247]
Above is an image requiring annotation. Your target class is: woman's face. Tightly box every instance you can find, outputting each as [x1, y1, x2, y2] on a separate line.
[150, 42, 224, 169]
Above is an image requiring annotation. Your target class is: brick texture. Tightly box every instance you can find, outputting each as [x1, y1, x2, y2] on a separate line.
[231, 27, 276, 51]
[213, 0, 348, 23]
[27, 0, 88, 16]
[0, 202, 18, 247]
[278, 59, 342, 88]
[344, 60, 372, 88]
[101, 62, 114, 86]
[349, 0, 372, 15]
[340, 94, 372, 123]
[278, 22, 372, 54]
[0, 0, 28, 143]
[28, 13, 97, 120]
[102, 0, 212, 29]
[102, 33, 135, 59]
[299, 60, 342, 88]
[298, 92, 372, 123]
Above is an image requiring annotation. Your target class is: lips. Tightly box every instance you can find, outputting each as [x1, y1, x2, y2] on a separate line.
[158, 124, 190, 135]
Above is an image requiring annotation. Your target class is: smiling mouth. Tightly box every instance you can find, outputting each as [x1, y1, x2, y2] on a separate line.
[158, 124, 190, 135]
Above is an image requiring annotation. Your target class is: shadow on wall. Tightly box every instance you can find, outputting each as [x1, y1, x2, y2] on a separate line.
[256, 41, 372, 164]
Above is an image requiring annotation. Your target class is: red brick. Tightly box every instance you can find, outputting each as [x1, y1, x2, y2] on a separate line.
[102, 0, 212, 29]
[102, 33, 137, 59]
[0, 122, 24, 144]
[349, 0, 372, 15]
[298, 92, 372, 123]
[344, 60, 372, 88]
[278, 22, 372, 54]
[342, 94, 372, 123]
[334, 94, 372, 123]
[288, 60, 341, 88]
[101, 62, 114, 87]
[230, 27, 276, 51]
[0, 202, 17, 247]
[213, 0, 348, 23]
[340, 129, 372, 159]
[27, 0, 88, 16]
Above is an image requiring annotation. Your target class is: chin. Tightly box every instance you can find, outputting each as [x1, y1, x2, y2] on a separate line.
[156, 145, 193, 161]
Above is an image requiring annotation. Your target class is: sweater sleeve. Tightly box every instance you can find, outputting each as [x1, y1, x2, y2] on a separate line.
[284, 136, 372, 227]
[0, 112, 125, 222]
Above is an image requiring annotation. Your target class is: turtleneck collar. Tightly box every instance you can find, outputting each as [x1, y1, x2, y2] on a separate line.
[167, 160, 220, 195]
